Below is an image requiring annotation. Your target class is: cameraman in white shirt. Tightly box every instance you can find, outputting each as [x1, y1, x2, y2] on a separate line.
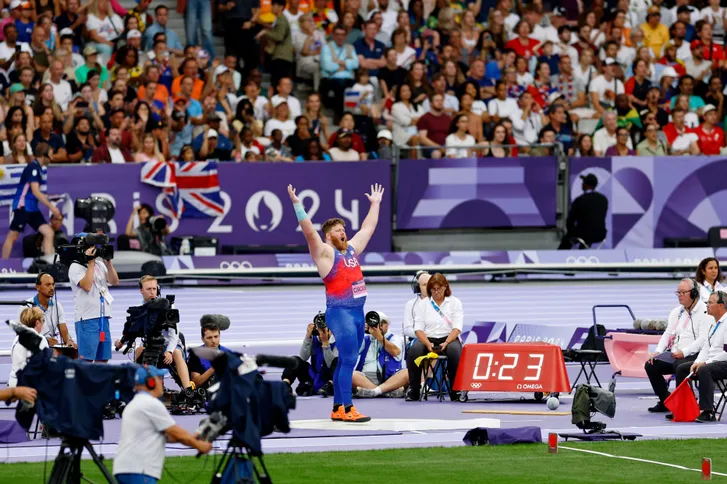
[68, 234, 119, 362]
[405, 273, 463, 402]
[644, 278, 712, 413]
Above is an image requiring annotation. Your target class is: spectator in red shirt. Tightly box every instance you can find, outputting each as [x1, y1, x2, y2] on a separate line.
[663, 108, 701, 155]
[416, 93, 451, 159]
[505, 21, 540, 60]
[692, 104, 726, 155]
[692, 23, 725, 69]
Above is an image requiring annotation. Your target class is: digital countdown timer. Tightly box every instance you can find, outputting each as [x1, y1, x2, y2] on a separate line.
[452, 343, 571, 393]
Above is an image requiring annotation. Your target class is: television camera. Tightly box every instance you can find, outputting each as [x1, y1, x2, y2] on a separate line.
[117, 296, 206, 414]
[57, 232, 114, 268]
[75, 196, 115, 234]
[193, 349, 297, 483]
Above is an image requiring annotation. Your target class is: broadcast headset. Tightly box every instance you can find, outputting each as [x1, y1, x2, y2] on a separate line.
[686, 278, 700, 301]
[411, 271, 429, 295]
[139, 365, 157, 390]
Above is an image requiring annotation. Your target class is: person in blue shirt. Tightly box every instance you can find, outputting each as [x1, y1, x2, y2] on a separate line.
[2, 143, 60, 259]
[143, 5, 184, 54]
[14, 2, 34, 44]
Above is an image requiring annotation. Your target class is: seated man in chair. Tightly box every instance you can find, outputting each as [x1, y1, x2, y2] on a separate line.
[353, 311, 408, 398]
[678, 290, 727, 422]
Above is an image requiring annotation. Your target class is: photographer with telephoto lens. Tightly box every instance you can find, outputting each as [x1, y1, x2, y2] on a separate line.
[352, 311, 409, 398]
[281, 312, 338, 397]
[124, 203, 171, 256]
[113, 365, 212, 484]
[68, 232, 119, 362]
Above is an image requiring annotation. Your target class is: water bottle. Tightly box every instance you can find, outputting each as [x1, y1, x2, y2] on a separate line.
[180, 238, 191, 256]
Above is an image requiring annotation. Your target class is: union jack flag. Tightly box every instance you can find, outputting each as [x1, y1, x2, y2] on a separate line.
[140, 161, 224, 220]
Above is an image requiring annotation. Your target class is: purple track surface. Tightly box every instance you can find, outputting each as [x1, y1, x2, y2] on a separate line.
[0, 280, 724, 464]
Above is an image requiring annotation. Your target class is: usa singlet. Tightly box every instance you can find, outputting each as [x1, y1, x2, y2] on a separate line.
[323, 245, 367, 308]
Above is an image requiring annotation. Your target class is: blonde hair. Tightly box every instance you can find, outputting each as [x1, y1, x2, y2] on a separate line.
[139, 275, 157, 287]
[20, 307, 43, 329]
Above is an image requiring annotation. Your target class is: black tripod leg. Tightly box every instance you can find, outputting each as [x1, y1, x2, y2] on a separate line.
[83, 442, 117, 484]
[48, 442, 75, 484]
[211, 445, 233, 484]
[253, 455, 272, 484]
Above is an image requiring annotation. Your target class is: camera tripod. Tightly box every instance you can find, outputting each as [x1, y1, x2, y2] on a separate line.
[48, 436, 116, 484]
[212, 440, 271, 484]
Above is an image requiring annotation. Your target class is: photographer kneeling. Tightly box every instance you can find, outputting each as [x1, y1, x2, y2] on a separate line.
[281, 314, 338, 397]
[113, 365, 212, 484]
[68, 233, 119, 362]
[405, 273, 463, 402]
[353, 311, 409, 398]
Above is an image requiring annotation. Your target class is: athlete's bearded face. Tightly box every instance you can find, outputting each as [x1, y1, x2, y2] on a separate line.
[327, 224, 348, 251]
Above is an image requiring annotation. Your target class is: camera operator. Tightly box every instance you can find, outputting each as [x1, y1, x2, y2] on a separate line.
[353, 312, 409, 398]
[405, 273, 464, 402]
[19, 273, 76, 349]
[187, 323, 231, 390]
[113, 365, 212, 484]
[68, 233, 119, 362]
[115, 275, 194, 390]
[9, 307, 50, 387]
[281, 315, 338, 397]
[124, 203, 171, 256]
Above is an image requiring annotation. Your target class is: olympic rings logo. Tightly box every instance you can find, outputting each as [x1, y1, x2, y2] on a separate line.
[219, 261, 254, 270]
[470, 383, 482, 389]
[565, 256, 600, 264]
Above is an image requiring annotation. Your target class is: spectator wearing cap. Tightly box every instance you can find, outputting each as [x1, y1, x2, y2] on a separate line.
[372, 129, 392, 160]
[76, 46, 109, 85]
[86, 0, 124, 63]
[256, 0, 293, 90]
[143, 5, 183, 53]
[663, 107, 700, 155]
[589, 58, 625, 115]
[264, 98, 296, 141]
[671, 0, 701, 27]
[193, 111, 231, 153]
[14, 1, 34, 44]
[593, 111, 632, 156]
[328, 129, 361, 161]
[684, 41, 712, 87]
[692, 105, 726, 155]
[329, 112, 367, 158]
[558, 174, 608, 250]
[321, 23, 360, 121]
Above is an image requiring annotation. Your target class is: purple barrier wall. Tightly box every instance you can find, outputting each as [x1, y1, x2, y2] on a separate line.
[0, 161, 393, 256]
[395, 157, 558, 230]
[570, 156, 727, 248]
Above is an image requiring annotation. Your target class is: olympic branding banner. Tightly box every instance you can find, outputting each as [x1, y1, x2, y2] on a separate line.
[396, 157, 558, 230]
[0, 162, 392, 255]
[570, 156, 727, 249]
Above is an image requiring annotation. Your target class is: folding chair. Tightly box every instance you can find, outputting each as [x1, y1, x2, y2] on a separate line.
[420, 356, 449, 402]
[715, 380, 727, 421]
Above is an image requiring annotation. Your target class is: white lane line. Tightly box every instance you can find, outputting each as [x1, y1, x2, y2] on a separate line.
[559, 446, 727, 477]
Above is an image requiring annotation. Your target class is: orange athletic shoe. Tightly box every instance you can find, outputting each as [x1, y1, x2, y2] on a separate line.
[331, 406, 346, 421]
[341, 406, 371, 423]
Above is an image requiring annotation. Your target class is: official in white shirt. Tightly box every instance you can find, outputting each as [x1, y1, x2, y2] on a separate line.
[113, 365, 212, 484]
[695, 257, 725, 305]
[644, 278, 713, 412]
[403, 271, 431, 340]
[19, 273, 76, 349]
[68, 236, 119, 362]
[405, 273, 464, 402]
[9, 307, 49, 387]
[683, 291, 727, 423]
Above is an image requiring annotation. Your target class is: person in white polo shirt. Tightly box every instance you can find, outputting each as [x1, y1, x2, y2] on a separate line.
[19, 272, 76, 348]
[644, 278, 713, 412]
[113, 365, 212, 484]
[405, 272, 463, 402]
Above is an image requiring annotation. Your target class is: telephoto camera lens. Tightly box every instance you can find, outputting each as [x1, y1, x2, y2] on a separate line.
[365, 311, 381, 327]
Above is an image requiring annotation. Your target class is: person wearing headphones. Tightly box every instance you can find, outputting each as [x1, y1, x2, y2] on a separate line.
[9, 307, 50, 387]
[403, 271, 431, 342]
[113, 365, 212, 484]
[19, 273, 76, 349]
[695, 257, 725, 304]
[644, 278, 713, 413]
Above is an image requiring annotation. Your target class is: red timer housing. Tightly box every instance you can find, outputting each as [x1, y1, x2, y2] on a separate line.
[452, 343, 571, 393]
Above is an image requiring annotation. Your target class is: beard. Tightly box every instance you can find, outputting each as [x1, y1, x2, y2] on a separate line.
[331, 234, 348, 251]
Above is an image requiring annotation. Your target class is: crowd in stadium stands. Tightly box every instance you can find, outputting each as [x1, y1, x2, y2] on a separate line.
[0, 0, 724, 162]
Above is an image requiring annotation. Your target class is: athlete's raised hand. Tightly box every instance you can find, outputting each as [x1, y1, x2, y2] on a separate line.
[365, 183, 384, 204]
[287, 184, 300, 203]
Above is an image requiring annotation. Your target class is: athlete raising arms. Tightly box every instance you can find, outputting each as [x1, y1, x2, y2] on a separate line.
[288, 183, 384, 422]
